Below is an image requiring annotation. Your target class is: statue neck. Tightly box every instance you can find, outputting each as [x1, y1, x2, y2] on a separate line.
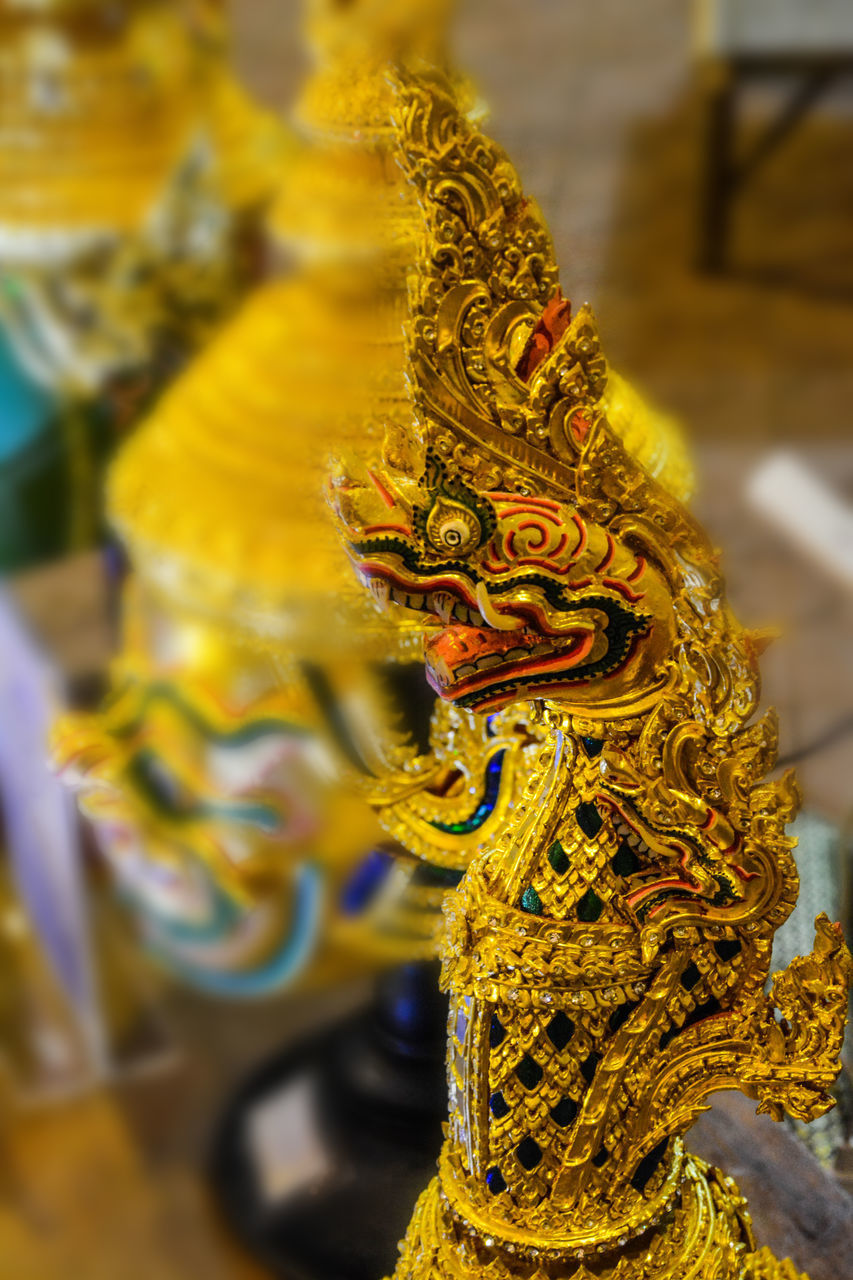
[438, 711, 691, 1257]
[422, 694, 847, 1274]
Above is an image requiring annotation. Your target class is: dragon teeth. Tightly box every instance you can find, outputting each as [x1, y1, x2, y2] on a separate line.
[476, 653, 504, 671]
[370, 579, 390, 606]
[432, 592, 455, 623]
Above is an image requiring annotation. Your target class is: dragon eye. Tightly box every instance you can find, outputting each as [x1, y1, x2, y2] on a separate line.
[425, 499, 482, 555]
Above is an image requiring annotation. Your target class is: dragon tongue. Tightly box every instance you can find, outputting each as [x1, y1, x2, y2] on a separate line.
[425, 625, 537, 672]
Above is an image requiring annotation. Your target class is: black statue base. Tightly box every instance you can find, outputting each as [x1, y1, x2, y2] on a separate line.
[208, 962, 448, 1280]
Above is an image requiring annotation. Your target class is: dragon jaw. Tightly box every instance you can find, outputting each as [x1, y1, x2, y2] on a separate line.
[334, 457, 677, 717]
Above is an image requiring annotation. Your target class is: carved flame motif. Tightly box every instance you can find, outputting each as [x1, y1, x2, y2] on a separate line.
[332, 74, 852, 1279]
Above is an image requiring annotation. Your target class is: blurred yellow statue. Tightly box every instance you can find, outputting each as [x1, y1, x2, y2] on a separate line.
[55, 0, 694, 995]
[0, 0, 286, 569]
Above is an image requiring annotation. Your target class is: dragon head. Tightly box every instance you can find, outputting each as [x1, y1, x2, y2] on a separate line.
[335, 438, 678, 718]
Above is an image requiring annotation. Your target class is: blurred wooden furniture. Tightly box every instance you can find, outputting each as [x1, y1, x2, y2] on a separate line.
[692, 1092, 852, 1280]
[694, 0, 853, 270]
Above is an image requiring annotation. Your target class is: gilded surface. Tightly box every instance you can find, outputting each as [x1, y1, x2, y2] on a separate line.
[332, 76, 851, 1278]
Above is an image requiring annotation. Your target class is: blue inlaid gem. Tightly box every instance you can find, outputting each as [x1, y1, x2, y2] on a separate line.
[516, 1136, 543, 1170]
[580, 1051, 601, 1084]
[428, 750, 506, 835]
[545, 1011, 574, 1051]
[547, 840, 569, 875]
[489, 1014, 506, 1048]
[490, 1092, 510, 1119]
[515, 1054, 543, 1090]
[550, 1096, 578, 1127]
[611, 840, 640, 877]
[486, 1166, 507, 1194]
[576, 801, 603, 838]
[608, 1000, 637, 1033]
[576, 887, 603, 922]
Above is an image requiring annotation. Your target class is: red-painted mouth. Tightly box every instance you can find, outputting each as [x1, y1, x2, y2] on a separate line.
[346, 554, 649, 711]
[354, 559, 627, 638]
[424, 623, 597, 707]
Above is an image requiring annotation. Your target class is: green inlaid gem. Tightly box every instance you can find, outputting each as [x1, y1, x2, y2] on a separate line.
[576, 888, 603, 922]
[611, 841, 640, 877]
[520, 885, 543, 915]
[548, 840, 569, 875]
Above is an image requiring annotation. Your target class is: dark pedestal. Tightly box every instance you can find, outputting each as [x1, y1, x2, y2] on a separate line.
[208, 962, 448, 1280]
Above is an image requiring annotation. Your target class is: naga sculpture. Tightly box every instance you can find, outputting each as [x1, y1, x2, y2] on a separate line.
[332, 76, 852, 1280]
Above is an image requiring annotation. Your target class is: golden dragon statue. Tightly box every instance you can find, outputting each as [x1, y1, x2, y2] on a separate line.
[331, 74, 852, 1280]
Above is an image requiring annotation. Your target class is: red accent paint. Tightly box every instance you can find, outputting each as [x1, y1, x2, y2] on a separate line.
[627, 556, 647, 584]
[548, 531, 570, 560]
[515, 290, 572, 381]
[497, 504, 562, 526]
[433, 631, 643, 712]
[516, 518, 551, 551]
[602, 577, 645, 604]
[626, 878, 699, 909]
[594, 533, 616, 574]
[362, 523, 413, 537]
[443, 634, 596, 699]
[367, 469, 397, 510]
[569, 513, 588, 563]
[570, 411, 591, 444]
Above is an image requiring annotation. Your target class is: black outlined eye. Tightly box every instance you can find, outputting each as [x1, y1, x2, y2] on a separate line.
[426, 498, 482, 554]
